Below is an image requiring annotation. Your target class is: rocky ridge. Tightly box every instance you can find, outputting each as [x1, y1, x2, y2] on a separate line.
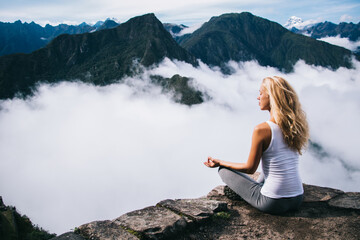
[52, 173, 360, 240]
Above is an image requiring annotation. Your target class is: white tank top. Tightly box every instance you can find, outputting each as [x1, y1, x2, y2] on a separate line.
[260, 121, 304, 198]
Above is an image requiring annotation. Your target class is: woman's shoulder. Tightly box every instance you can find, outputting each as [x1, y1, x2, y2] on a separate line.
[253, 122, 272, 138]
[255, 121, 271, 131]
[254, 122, 272, 150]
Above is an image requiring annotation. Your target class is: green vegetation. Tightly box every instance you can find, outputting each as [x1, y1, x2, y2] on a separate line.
[119, 226, 144, 239]
[0, 198, 56, 240]
[212, 211, 231, 220]
[150, 74, 204, 106]
[0, 13, 197, 100]
[0, 12, 357, 105]
[179, 12, 354, 73]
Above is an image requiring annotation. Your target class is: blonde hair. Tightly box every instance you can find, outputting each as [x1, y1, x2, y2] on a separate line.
[262, 76, 309, 154]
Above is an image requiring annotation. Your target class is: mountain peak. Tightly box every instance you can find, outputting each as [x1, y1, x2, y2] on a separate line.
[78, 22, 88, 27]
[284, 16, 303, 29]
[179, 12, 353, 72]
[0, 13, 197, 99]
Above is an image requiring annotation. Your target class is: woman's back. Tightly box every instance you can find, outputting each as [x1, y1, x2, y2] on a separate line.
[206, 76, 307, 214]
[260, 121, 303, 198]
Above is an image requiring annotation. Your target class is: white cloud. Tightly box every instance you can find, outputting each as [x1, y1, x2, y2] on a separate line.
[175, 23, 204, 36]
[0, 58, 359, 235]
[340, 14, 354, 22]
[319, 35, 360, 51]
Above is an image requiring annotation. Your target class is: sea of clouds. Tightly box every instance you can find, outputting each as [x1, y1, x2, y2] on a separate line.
[0, 58, 359, 234]
[319, 35, 360, 52]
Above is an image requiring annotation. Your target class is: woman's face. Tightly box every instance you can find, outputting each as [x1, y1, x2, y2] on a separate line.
[257, 85, 271, 111]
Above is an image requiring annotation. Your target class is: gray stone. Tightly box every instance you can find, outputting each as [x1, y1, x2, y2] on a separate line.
[50, 232, 85, 240]
[78, 220, 138, 240]
[207, 185, 226, 198]
[328, 192, 360, 210]
[114, 206, 188, 239]
[157, 198, 228, 221]
[303, 184, 344, 202]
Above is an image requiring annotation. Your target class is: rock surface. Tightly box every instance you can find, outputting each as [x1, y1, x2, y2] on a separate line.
[302, 184, 344, 202]
[51, 232, 86, 240]
[77, 220, 138, 240]
[51, 173, 360, 240]
[157, 199, 227, 221]
[114, 206, 189, 239]
[328, 192, 360, 210]
[73, 198, 227, 240]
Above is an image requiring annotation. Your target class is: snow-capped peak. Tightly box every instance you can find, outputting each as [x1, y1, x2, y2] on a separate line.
[284, 16, 321, 30]
[284, 16, 304, 29]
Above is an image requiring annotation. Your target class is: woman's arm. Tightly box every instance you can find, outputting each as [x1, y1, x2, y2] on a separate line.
[204, 123, 271, 174]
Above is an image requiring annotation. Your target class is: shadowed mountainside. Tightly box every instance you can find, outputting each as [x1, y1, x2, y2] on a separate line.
[0, 13, 197, 100]
[178, 12, 355, 73]
[0, 12, 359, 105]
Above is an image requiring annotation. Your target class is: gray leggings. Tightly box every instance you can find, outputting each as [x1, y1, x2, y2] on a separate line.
[218, 167, 303, 214]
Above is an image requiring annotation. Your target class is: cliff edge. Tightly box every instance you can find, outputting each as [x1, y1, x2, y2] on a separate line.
[52, 173, 360, 239]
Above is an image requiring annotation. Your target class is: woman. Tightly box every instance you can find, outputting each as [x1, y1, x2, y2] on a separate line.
[204, 76, 309, 214]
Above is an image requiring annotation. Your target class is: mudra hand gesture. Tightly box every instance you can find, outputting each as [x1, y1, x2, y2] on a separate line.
[204, 156, 221, 168]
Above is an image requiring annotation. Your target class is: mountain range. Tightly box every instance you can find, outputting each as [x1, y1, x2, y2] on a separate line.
[0, 12, 358, 103]
[0, 13, 197, 101]
[0, 19, 119, 56]
[285, 16, 360, 42]
[177, 12, 355, 73]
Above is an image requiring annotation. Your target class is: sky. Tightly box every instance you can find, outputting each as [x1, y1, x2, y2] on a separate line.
[0, 58, 360, 234]
[0, 0, 359, 27]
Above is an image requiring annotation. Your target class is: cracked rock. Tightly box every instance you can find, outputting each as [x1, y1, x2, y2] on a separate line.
[157, 198, 228, 221]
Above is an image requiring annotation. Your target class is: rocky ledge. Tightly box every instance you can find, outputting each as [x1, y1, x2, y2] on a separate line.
[53, 173, 360, 239]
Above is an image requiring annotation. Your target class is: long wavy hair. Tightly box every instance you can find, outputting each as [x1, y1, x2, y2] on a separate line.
[262, 76, 309, 154]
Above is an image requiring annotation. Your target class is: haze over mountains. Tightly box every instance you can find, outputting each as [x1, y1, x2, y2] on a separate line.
[0, 12, 358, 102]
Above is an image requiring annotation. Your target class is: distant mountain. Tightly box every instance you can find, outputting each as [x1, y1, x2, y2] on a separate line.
[296, 21, 360, 42]
[96, 19, 119, 31]
[179, 12, 355, 73]
[0, 13, 197, 100]
[93, 21, 105, 29]
[284, 17, 360, 42]
[0, 20, 119, 56]
[283, 16, 312, 30]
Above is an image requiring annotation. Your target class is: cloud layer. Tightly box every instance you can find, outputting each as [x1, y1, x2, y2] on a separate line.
[319, 35, 360, 52]
[0, 58, 359, 234]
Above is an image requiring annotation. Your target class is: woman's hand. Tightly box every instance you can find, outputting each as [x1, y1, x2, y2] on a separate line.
[204, 156, 221, 168]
